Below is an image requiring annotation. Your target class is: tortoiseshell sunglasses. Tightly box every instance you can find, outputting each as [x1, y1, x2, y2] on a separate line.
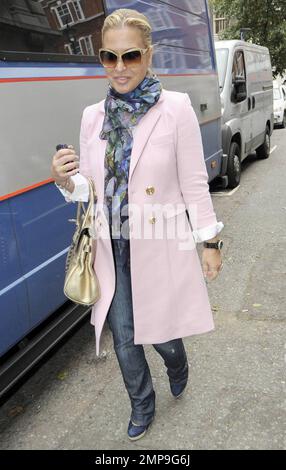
[99, 47, 150, 68]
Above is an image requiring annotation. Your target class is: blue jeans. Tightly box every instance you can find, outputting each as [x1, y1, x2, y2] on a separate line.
[107, 238, 189, 426]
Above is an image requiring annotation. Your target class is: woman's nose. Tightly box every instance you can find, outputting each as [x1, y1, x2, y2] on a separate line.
[115, 57, 127, 73]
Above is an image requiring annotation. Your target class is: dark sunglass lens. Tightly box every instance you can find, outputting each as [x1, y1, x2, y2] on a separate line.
[122, 50, 142, 65]
[100, 50, 117, 66]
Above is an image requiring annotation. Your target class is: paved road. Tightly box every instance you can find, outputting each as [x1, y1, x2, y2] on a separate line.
[0, 128, 285, 450]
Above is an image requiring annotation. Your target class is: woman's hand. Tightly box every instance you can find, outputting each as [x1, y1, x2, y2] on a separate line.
[202, 248, 223, 281]
[51, 145, 79, 185]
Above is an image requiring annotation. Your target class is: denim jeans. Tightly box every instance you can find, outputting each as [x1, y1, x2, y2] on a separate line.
[107, 238, 189, 426]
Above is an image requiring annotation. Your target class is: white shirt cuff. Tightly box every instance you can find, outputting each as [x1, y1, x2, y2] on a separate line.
[55, 173, 89, 202]
[192, 221, 224, 243]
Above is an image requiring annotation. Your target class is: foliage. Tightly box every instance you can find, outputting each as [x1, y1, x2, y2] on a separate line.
[211, 0, 286, 76]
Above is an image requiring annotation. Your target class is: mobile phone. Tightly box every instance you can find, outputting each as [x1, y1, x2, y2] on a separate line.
[56, 144, 69, 152]
[56, 144, 76, 167]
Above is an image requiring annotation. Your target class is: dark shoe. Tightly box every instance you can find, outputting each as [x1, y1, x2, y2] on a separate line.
[170, 381, 187, 399]
[127, 419, 152, 441]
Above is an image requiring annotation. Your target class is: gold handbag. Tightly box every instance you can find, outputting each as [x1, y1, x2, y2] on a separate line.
[63, 177, 100, 306]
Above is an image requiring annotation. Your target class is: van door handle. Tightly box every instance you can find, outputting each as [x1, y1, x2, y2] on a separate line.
[200, 103, 208, 112]
[252, 97, 256, 108]
[248, 97, 251, 110]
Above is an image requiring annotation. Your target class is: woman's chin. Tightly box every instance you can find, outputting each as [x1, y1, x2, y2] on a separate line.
[110, 77, 144, 95]
[112, 82, 133, 94]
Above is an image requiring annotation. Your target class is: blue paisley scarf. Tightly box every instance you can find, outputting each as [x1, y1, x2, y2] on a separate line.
[99, 74, 162, 239]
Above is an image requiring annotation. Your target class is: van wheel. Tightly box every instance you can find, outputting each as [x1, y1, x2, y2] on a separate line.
[257, 126, 270, 159]
[281, 113, 286, 129]
[227, 142, 241, 188]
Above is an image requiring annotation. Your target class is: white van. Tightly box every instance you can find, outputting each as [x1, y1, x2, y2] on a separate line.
[273, 81, 286, 128]
[215, 40, 274, 188]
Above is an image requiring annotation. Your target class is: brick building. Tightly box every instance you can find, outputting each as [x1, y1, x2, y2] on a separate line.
[0, 0, 105, 59]
[39, 0, 105, 57]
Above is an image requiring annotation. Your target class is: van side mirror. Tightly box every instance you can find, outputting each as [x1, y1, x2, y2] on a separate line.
[231, 76, 247, 103]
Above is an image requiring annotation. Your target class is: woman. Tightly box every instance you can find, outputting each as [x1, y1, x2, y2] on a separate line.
[51, 9, 224, 441]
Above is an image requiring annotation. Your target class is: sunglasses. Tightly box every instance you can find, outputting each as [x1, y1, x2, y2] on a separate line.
[99, 47, 150, 68]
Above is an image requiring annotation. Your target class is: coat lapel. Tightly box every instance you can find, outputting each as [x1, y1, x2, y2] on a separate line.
[128, 106, 161, 182]
[92, 109, 106, 204]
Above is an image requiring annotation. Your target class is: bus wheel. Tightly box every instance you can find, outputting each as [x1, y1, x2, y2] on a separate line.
[257, 126, 270, 159]
[227, 142, 241, 188]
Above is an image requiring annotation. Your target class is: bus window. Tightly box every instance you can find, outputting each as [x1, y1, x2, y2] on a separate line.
[0, 0, 105, 62]
[105, 0, 215, 73]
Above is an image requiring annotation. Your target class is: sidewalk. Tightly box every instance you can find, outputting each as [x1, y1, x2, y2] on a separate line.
[0, 304, 284, 450]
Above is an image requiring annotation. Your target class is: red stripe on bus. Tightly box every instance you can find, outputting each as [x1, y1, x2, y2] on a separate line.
[0, 76, 105, 83]
[0, 72, 217, 83]
[0, 178, 54, 202]
[160, 73, 217, 77]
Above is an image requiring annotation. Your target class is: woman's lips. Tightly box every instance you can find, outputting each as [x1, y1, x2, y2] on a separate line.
[114, 77, 130, 83]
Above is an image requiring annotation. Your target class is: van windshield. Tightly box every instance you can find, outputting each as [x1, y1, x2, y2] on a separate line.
[216, 48, 229, 91]
[273, 88, 282, 100]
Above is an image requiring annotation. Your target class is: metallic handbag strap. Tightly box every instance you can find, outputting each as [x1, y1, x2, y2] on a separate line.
[75, 176, 96, 229]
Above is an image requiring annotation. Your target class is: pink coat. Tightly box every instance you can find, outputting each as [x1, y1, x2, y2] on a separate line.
[76, 89, 223, 355]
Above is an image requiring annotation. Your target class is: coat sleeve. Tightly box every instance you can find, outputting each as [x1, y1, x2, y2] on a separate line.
[55, 107, 90, 203]
[176, 93, 224, 242]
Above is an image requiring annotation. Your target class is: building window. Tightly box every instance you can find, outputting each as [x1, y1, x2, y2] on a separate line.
[64, 40, 82, 55]
[71, 39, 82, 55]
[215, 17, 228, 35]
[53, 1, 84, 27]
[56, 3, 73, 27]
[79, 36, 94, 56]
[64, 44, 72, 54]
[86, 35, 94, 55]
[73, 0, 85, 21]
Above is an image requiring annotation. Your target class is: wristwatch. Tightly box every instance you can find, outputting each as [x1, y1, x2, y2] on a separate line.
[203, 239, 223, 250]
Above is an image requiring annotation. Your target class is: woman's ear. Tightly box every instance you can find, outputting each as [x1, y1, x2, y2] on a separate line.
[147, 45, 153, 67]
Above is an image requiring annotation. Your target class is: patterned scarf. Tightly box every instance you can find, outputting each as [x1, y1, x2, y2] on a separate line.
[100, 74, 162, 238]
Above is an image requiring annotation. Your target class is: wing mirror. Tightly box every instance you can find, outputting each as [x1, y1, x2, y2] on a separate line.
[231, 76, 247, 103]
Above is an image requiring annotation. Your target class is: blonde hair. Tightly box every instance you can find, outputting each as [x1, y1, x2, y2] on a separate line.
[101, 9, 154, 76]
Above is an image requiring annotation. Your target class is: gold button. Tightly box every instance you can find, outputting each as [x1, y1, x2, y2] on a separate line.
[146, 186, 155, 195]
[149, 216, 156, 224]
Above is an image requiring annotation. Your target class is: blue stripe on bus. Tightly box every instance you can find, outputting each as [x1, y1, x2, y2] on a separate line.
[0, 64, 215, 79]
[0, 64, 105, 79]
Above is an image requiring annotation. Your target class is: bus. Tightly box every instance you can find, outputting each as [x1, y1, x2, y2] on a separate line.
[0, 0, 223, 397]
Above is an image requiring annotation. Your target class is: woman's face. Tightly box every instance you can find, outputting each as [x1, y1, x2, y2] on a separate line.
[102, 26, 153, 94]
